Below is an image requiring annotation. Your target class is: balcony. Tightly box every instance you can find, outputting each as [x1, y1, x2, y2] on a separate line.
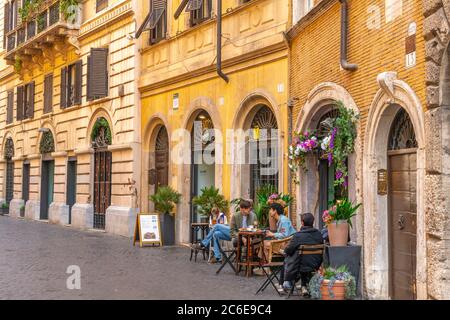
[4, 0, 82, 63]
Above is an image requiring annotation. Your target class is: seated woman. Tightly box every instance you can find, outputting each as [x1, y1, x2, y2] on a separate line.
[191, 207, 230, 263]
[210, 207, 228, 225]
[259, 203, 296, 263]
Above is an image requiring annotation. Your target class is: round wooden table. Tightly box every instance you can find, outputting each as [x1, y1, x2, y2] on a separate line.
[236, 229, 265, 277]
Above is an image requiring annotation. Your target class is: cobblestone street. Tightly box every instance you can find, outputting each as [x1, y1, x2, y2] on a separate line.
[0, 216, 285, 300]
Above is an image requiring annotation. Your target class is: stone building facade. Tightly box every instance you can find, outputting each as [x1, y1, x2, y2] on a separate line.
[137, 0, 291, 244]
[288, 0, 449, 299]
[0, 0, 141, 237]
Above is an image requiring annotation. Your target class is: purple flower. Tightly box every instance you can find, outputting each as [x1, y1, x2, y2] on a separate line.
[269, 194, 279, 201]
[330, 128, 337, 150]
[304, 131, 309, 137]
[335, 170, 343, 180]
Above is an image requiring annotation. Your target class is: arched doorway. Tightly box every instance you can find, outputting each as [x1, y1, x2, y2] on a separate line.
[39, 130, 55, 220]
[4, 138, 14, 211]
[190, 111, 215, 225]
[149, 126, 169, 201]
[316, 108, 348, 230]
[91, 117, 112, 230]
[387, 108, 418, 300]
[248, 105, 279, 201]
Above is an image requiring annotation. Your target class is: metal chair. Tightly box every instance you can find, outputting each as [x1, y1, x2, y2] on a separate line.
[286, 244, 325, 299]
[216, 239, 237, 275]
[255, 236, 293, 296]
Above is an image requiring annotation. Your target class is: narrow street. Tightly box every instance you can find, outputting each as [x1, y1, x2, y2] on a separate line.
[0, 216, 284, 300]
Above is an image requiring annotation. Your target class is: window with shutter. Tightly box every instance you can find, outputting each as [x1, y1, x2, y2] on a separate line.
[4, 3, 10, 49]
[74, 60, 82, 105]
[60, 66, 67, 109]
[6, 90, 13, 124]
[135, 0, 167, 45]
[44, 74, 53, 114]
[96, 0, 108, 13]
[87, 48, 108, 101]
[26, 81, 35, 119]
[189, 0, 212, 27]
[17, 85, 23, 121]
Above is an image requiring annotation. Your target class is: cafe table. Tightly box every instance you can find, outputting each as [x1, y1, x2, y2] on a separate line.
[236, 229, 265, 277]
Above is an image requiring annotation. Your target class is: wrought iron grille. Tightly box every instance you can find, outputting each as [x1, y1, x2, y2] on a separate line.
[388, 108, 418, 151]
[4, 138, 14, 159]
[93, 213, 105, 230]
[38, 12, 48, 33]
[17, 28, 26, 45]
[7, 34, 16, 51]
[317, 108, 339, 158]
[250, 106, 279, 199]
[39, 131, 55, 154]
[49, 3, 60, 26]
[27, 20, 36, 39]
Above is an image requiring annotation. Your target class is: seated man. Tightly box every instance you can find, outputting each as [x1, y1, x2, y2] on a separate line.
[281, 213, 323, 295]
[230, 199, 258, 247]
[259, 203, 296, 263]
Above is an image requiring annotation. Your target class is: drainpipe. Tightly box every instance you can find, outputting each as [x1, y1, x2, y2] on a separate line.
[340, 0, 358, 71]
[216, 0, 229, 83]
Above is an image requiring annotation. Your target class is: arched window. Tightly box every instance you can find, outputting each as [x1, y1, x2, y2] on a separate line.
[388, 109, 418, 151]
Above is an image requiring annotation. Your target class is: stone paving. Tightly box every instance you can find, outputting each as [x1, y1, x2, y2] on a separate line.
[0, 216, 287, 300]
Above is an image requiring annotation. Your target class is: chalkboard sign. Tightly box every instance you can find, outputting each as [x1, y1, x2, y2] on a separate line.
[133, 213, 162, 247]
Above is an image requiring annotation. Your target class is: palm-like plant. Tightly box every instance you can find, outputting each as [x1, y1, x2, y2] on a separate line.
[149, 186, 181, 216]
[328, 198, 361, 228]
[192, 187, 229, 218]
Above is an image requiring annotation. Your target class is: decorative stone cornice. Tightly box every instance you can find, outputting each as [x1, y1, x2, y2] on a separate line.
[51, 151, 68, 158]
[26, 153, 41, 160]
[107, 143, 133, 152]
[74, 147, 94, 155]
[78, 0, 133, 41]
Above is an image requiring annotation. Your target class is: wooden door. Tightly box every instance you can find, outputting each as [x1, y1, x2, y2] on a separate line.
[388, 149, 417, 300]
[22, 163, 30, 217]
[93, 150, 112, 229]
[5, 160, 14, 205]
[66, 159, 77, 224]
[40, 160, 54, 220]
[155, 127, 169, 192]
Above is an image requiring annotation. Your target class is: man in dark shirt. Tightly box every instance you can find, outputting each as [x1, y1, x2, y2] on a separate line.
[281, 213, 323, 295]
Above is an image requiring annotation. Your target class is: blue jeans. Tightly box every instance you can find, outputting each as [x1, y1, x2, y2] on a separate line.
[201, 224, 231, 260]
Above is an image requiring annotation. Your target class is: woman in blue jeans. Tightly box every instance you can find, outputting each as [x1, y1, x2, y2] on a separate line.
[192, 208, 230, 263]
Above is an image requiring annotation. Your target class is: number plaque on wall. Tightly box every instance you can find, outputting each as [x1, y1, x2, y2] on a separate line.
[377, 169, 388, 195]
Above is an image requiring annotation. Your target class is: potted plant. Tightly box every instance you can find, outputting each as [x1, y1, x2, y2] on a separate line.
[192, 187, 229, 224]
[309, 265, 356, 300]
[20, 204, 25, 218]
[322, 198, 361, 246]
[149, 186, 181, 246]
[0, 202, 9, 215]
[254, 184, 293, 230]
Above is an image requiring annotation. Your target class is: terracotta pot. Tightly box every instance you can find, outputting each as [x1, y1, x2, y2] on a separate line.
[321, 280, 346, 300]
[328, 221, 349, 246]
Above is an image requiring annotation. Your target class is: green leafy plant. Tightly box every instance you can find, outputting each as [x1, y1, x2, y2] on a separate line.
[91, 117, 112, 145]
[19, 0, 44, 23]
[322, 198, 361, 228]
[149, 186, 181, 216]
[1, 202, 9, 209]
[309, 265, 356, 300]
[254, 184, 293, 228]
[60, 0, 80, 20]
[192, 186, 228, 218]
[20, 204, 25, 210]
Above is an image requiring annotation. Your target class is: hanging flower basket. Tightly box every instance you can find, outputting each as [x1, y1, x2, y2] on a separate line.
[289, 101, 359, 187]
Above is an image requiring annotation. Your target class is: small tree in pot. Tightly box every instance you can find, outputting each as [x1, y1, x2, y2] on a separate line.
[192, 187, 228, 223]
[0, 202, 9, 215]
[150, 186, 181, 246]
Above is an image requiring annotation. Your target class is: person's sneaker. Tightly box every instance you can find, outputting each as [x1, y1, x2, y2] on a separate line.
[301, 286, 310, 297]
[275, 284, 286, 295]
[253, 267, 270, 276]
[209, 256, 222, 264]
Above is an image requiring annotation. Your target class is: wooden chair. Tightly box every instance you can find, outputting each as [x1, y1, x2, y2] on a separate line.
[286, 244, 325, 299]
[255, 236, 293, 296]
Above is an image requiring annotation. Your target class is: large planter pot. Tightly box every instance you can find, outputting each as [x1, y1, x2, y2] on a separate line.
[0, 208, 8, 216]
[321, 280, 345, 300]
[328, 221, 349, 246]
[160, 213, 175, 246]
